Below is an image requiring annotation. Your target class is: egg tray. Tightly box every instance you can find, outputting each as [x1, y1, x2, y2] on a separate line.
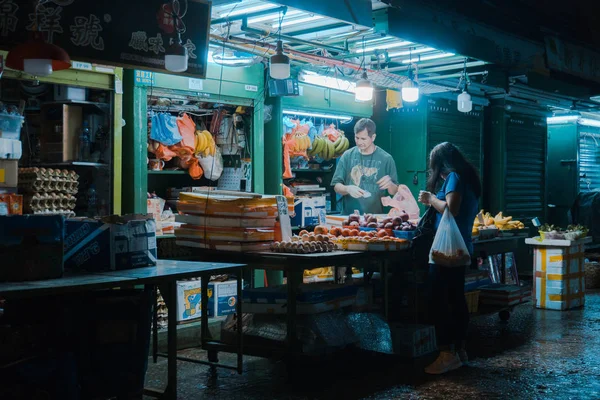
[23, 192, 77, 213]
[18, 168, 79, 194]
[31, 209, 76, 218]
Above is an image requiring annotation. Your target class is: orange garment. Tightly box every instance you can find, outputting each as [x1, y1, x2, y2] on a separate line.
[154, 143, 178, 161]
[323, 124, 341, 142]
[187, 158, 204, 180]
[282, 136, 294, 179]
[176, 113, 197, 149]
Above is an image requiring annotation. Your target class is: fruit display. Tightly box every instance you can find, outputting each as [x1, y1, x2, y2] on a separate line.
[271, 237, 336, 254]
[340, 211, 415, 231]
[473, 210, 525, 232]
[538, 224, 589, 241]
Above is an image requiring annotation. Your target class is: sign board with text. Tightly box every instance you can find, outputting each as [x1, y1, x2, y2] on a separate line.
[0, 0, 211, 78]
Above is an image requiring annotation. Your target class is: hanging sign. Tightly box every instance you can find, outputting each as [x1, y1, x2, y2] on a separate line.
[0, 0, 211, 78]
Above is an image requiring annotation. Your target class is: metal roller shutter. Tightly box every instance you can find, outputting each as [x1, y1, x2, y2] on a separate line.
[505, 115, 547, 222]
[427, 102, 484, 175]
[579, 128, 600, 192]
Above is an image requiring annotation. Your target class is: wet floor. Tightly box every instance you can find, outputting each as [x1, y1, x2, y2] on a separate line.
[145, 291, 600, 399]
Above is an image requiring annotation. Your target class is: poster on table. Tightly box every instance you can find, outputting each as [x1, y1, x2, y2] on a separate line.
[0, 0, 211, 78]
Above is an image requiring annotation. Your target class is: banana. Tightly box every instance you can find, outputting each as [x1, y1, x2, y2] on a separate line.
[334, 135, 345, 154]
[312, 137, 324, 156]
[341, 137, 350, 153]
[332, 135, 344, 152]
[196, 132, 207, 154]
[325, 140, 335, 160]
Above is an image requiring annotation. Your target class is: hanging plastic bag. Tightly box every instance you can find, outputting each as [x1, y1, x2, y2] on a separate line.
[429, 208, 471, 267]
[381, 185, 420, 219]
[198, 146, 224, 181]
[176, 113, 197, 149]
[151, 113, 183, 146]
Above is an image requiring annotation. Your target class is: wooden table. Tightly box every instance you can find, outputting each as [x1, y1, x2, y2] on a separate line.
[0, 259, 245, 400]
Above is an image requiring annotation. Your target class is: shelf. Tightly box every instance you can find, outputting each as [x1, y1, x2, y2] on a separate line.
[43, 100, 110, 113]
[292, 168, 334, 173]
[157, 234, 176, 239]
[148, 170, 187, 175]
[37, 162, 109, 168]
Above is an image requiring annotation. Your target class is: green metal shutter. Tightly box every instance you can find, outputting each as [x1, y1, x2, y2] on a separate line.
[426, 100, 484, 175]
[505, 115, 547, 222]
[579, 127, 600, 192]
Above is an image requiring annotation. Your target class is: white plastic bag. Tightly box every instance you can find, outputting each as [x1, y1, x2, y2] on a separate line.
[198, 147, 224, 181]
[429, 208, 471, 267]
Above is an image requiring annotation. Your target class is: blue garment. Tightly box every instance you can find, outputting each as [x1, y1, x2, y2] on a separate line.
[434, 172, 479, 255]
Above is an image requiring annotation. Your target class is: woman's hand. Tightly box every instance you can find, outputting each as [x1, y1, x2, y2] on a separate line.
[418, 190, 433, 205]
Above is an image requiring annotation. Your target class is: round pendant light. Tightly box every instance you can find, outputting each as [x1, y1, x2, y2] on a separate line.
[457, 90, 473, 113]
[165, 33, 189, 73]
[355, 71, 374, 102]
[401, 79, 419, 103]
[270, 40, 290, 80]
[6, 38, 71, 77]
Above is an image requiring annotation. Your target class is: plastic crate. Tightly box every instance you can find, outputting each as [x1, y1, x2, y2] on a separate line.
[465, 290, 480, 314]
[0, 114, 24, 140]
[394, 230, 416, 240]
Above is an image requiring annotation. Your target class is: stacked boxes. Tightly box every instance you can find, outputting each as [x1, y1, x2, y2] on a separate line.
[527, 238, 588, 310]
[18, 168, 78, 217]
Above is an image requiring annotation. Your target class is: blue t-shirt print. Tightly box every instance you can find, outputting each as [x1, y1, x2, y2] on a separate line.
[434, 172, 479, 255]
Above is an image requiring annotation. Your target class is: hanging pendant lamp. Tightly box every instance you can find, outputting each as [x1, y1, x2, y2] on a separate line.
[270, 40, 290, 80]
[355, 71, 374, 102]
[6, 34, 71, 77]
[165, 32, 189, 73]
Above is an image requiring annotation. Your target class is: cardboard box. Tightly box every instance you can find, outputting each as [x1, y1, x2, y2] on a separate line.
[54, 85, 87, 101]
[0, 138, 22, 159]
[176, 280, 206, 322]
[0, 160, 18, 188]
[209, 280, 239, 317]
[176, 280, 240, 320]
[64, 215, 157, 271]
[0, 194, 22, 215]
[390, 324, 437, 358]
[0, 215, 64, 281]
[147, 198, 165, 235]
[532, 242, 586, 310]
[290, 196, 326, 228]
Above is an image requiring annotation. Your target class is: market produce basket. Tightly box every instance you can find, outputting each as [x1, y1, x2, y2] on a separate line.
[465, 290, 480, 314]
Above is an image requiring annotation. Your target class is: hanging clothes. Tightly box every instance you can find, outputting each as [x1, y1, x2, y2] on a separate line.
[150, 112, 183, 146]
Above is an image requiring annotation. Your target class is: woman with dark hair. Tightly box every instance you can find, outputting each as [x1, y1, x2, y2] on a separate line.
[418, 142, 481, 375]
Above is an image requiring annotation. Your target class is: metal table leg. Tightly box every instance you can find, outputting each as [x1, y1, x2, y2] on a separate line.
[165, 280, 178, 399]
[236, 267, 244, 374]
[153, 285, 158, 364]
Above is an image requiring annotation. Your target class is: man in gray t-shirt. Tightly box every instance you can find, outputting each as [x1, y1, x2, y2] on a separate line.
[331, 118, 399, 215]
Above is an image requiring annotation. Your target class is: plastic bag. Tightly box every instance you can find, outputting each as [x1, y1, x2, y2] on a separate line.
[176, 113, 197, 149]
[151, 113, 182, 146]
[381, 185, 420, 219]
[198, 146, 224, 181]
[429, 208, 471, 267]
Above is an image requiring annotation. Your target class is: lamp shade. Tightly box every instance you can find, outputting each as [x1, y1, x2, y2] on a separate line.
[457, 90, 473, 113]
[270, 40, 290, 80]
[165, 37, 189, 73]
[6, 39, 71, 76]
[401, 79, 419, 103]
[355, 71, 373, 102]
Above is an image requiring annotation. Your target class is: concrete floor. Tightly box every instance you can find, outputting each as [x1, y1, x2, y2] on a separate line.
[145, 291, 600, 399]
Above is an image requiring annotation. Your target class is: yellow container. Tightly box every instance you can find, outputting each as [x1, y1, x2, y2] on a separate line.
[465, 291, 480, 314]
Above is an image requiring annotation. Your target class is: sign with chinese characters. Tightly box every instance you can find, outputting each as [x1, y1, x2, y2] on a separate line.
[0, 0, 211, 78]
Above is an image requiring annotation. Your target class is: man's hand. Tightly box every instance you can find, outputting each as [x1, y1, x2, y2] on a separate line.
[418, 190, 433, 206]
[377, 175, 396, 192]
[346, 185, 366, 199]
